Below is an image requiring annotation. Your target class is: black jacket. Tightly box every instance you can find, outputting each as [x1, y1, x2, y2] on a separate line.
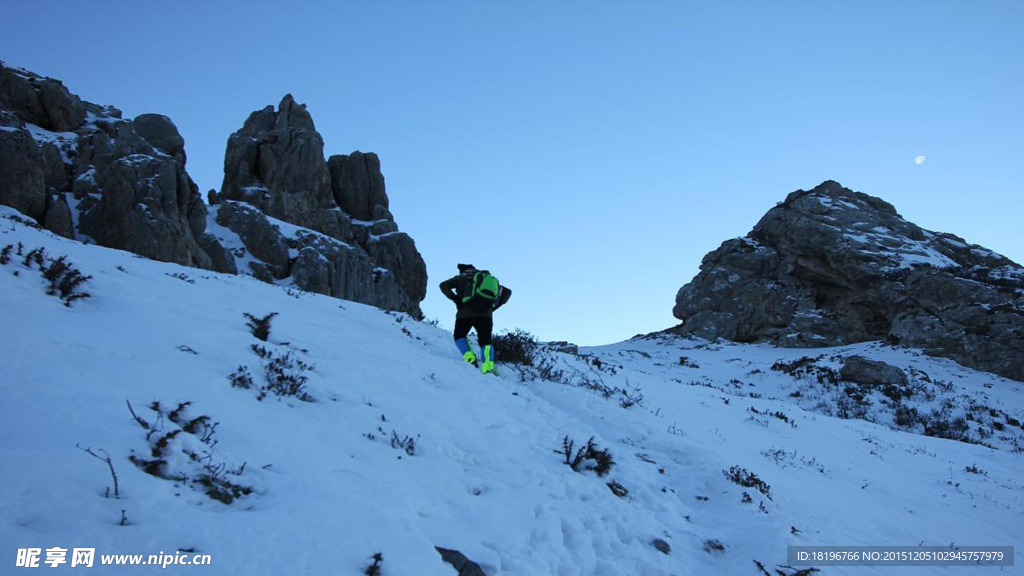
[439, 271, 512, 319]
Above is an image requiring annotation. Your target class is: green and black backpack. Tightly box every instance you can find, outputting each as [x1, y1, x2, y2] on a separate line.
[461, 271, 500, 312]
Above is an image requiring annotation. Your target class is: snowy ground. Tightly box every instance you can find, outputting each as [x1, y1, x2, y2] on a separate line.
[1, 206, 1021, 575]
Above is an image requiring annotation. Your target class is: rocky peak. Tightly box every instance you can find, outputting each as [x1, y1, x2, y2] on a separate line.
[214, 95, 427, 317]
[673, 181, 1024, 381]
[275, 94, 316, 131]
[220, 94, 335, 235]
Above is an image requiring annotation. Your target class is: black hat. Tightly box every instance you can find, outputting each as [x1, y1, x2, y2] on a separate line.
[457, 263, 476, 273]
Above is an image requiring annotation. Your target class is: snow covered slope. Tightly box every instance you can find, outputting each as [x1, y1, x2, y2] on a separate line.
[1, 206, 1021, 575]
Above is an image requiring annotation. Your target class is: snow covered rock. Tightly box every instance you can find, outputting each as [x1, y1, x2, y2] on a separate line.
[0, 60, 231, 270]
[673, 180, 1024, 381]
[218, 95, 426, 317]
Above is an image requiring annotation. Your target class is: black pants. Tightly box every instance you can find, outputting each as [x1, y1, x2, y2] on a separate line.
[454, 316, 493, 346]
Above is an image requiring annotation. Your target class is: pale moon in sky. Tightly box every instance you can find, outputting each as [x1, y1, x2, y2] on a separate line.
[915, 155, 926, 165]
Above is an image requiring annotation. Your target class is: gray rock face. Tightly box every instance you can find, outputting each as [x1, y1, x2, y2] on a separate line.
[840, 356, 909, 388]
[0, 64, 85, 132]
[328, 151, 388, 221]
[0, 61, 232, 272]
[42, 192, 73, 239]
[673, 181, 1024, 381]
[217, 95, 427, 316]
[0, 125, 48, 221]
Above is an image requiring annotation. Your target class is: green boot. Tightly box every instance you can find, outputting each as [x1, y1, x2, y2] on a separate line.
[463, 350, 478, 366]
[480, 345, 495, 374]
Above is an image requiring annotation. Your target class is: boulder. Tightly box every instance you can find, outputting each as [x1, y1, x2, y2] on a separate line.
[840, 356, 909, 388]
[673, 181, 1024, 381]
[133, 113, 186, 165]
[435, 547, 486, 576]
[197, 232, 238, 275]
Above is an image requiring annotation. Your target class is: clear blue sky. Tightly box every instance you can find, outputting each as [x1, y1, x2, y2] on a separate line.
[3, 1, 1021, 345]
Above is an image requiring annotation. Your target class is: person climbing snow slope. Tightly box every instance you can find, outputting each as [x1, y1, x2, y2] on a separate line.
[439, 263, 512, 374]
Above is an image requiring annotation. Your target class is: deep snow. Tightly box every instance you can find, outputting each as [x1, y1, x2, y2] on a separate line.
[1, 205, 1021, 575]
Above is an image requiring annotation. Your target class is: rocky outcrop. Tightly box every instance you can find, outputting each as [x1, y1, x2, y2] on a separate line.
[216, 95, 427, 317]
[673, 181, 1024, 381]
[0, 61, 231, 272]
[0, 63, 426, 316]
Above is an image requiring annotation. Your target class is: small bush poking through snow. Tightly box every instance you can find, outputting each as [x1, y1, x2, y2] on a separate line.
[194, 473, 251, 505]
[363, 552, 383, 576]
[43, 256, 92, 306]
[128, 400, 252, 504]
[557, 435, 614, 477]
[894, 404, 921, 429]
[770, 356, 840, 385]
[748, 406, 796, 428]
[922, 409, 972, 443]
[618, 386, 644, 409]
[6, 246, 92, 306]
[493, 329, 539, 366]
[228, 366, 254, 389]
[390, 431, 417, 456]
[678, 356, 700, 368]
[724, 465, 772, 501]
[244, 312, 278, 342]
[250, 344, 314, 401]
[76, 445, 120, 499]
[702, 539, 725, 554]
